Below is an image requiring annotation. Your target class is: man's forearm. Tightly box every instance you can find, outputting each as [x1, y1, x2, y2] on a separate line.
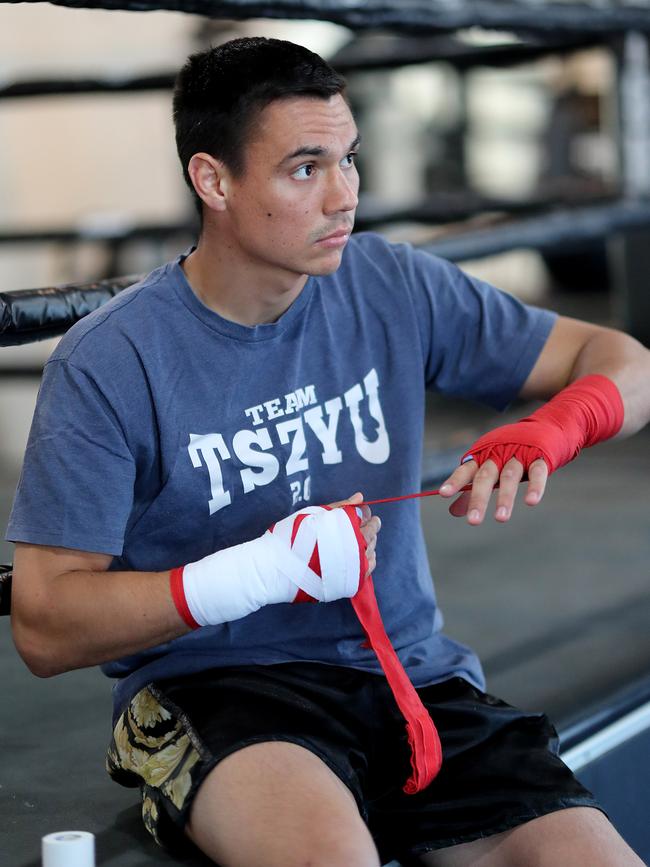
[521, 317, 650, 438]
[12, 562, 189, 678]
[11, 497, 379, 678]
[568, 327, 650, 438]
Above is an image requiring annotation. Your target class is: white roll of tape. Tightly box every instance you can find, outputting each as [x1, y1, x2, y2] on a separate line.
[42, 831, 95, 867]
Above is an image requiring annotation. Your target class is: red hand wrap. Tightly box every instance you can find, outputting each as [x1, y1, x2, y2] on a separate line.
[461, 374, 624, 475]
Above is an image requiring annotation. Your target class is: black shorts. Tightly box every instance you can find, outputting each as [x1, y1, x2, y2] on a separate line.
[106, 662, 603, 865]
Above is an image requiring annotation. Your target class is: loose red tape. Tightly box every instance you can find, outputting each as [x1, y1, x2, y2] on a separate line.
[286, 504, 443, 794]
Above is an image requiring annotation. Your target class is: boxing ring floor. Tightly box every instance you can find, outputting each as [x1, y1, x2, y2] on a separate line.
[1, 387, 649, 865]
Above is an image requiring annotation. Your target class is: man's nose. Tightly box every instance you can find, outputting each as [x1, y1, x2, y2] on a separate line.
[324, 167, 359, 215]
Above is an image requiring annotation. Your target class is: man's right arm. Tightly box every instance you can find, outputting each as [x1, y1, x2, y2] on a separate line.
[11, 494, 380, 678]
[11, 543, 190, 678]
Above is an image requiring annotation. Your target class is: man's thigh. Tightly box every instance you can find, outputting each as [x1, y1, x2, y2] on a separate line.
[187, 740, 380, 867]
[107, 664, 381, 860]
[419, 807, 645, 867]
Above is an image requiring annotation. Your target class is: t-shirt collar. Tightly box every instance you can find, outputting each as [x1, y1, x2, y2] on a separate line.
[169, 248, 316, 342]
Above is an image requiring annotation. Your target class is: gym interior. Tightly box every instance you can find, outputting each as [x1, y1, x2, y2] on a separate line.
[1, 3, 649, 865]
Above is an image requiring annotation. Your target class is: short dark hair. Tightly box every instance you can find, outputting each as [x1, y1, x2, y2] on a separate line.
[173, 37, 348, 214]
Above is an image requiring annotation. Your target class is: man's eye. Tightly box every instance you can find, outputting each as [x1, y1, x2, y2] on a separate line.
[342, 152, 357, 167]
[293, 164, 315, 180]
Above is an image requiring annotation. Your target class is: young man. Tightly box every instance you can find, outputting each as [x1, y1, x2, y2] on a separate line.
[7, 37, 650, 867]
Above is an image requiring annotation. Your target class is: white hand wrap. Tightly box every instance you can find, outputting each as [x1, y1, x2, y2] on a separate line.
[172, 506, 364, 628]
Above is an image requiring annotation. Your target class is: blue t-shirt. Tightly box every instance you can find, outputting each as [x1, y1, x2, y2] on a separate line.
[7, 233, 555, 720]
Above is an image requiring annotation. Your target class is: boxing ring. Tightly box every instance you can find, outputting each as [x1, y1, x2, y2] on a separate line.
[2, 1, 650, 864]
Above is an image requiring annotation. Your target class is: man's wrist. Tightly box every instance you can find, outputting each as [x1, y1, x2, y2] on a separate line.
[168, 506, 367, 630]
[169, 566, 201, 630]
[461, 373, 624, 476]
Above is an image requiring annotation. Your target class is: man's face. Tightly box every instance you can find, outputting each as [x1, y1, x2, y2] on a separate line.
[221, 93, 360, 282]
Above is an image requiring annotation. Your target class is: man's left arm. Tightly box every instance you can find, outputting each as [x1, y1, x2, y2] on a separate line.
[439, 316, 650, 524]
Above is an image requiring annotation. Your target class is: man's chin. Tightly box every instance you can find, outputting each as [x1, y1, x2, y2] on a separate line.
[305, 247, 346, 277]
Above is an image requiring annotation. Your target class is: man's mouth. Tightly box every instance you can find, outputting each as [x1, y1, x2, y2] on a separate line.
[316, 226, 352, 247]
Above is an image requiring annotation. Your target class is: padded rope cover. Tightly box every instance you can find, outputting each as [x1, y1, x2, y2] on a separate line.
[0, 565, 12, 617]
[0, 276, 136, 346]
[4, 0, 650, 35]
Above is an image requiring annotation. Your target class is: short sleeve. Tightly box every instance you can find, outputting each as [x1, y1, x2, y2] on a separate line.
[6, 359, 136, 555]
[405, 247, 557, 410]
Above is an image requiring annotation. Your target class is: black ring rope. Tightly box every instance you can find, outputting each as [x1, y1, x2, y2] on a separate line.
[0, 221, 196, 246]
[2, 197, 650, 346]
[419, 198, 650, 261]
[0, 72, 175, 101]
[0, 185, 618, 246]
[330, 32, 604, 73]
[0, 32, 606, 103]
[3, 0, 650, 35]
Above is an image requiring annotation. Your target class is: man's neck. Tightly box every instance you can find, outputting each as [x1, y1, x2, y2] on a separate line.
[181, 236, 308, 327]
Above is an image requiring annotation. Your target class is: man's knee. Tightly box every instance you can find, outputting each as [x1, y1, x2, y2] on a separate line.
[186, 740, 381, 867]
[283, 839, 382, 867]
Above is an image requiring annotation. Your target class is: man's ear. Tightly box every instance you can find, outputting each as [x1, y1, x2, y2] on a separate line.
[187, 153, 230, 213]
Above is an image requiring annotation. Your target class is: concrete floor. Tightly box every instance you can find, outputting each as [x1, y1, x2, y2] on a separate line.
[1, 297, 649, 865]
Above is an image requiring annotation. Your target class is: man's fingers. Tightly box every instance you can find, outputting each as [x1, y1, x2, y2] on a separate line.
[441, 459, 477, 518]
[524, 459, 549, 506]
[448, 456, 548, 522]
[463, 459, 500, 524]
[361, 515, 380, 576]
[360, 515, 381, 546]
[328, 491, 363, 509]
[439, 460, 477, 497]
[328, 491, 373, 523]
[448, 490, 471, 518]
[323, 493, 379, 574]
[494, 458, 524, 522]
[361, 518, 380, 575]
[359, 504, 372, 525]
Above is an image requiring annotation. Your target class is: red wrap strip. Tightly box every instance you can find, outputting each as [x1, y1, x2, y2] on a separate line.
[298, 504, 442, 794]
[360, 483, 472, 507]
[169, 566, 201, 630]
[351, 577, 443, 793]
[341, 510, 443, 793]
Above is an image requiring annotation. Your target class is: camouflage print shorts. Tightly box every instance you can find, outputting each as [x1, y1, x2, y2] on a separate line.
[106, 684, 208, 851]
